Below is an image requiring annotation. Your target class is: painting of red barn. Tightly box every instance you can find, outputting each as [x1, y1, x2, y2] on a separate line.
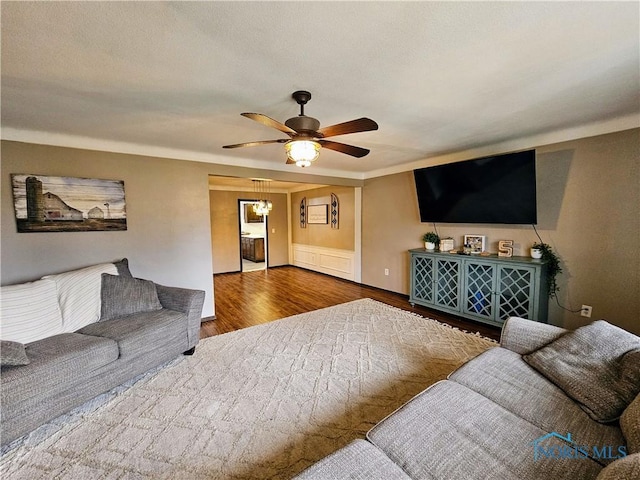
[11, 174, 127, 232]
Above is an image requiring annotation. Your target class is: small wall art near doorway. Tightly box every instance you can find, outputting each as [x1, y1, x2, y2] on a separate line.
[239, 200, 267, 272]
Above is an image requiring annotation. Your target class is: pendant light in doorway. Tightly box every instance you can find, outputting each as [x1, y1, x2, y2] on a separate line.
[252, 179, 273, 216]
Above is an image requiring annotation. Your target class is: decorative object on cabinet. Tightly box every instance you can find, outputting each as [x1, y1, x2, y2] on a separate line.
[498, 240, 514, 258]
[422, 232, 440, 250]
[440, 237, 455, 252]
[330, 193, 339, 229]
[11, 174, 127, 233]
[300, 197, 306, 228]
[409, 249, 549, 327]
[307, 204, 328, 224]
[531, 242, 562, 298]
[463, 234, 486, 254]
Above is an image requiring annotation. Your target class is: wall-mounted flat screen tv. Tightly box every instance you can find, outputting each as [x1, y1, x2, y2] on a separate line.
[413, 149, 537, 224]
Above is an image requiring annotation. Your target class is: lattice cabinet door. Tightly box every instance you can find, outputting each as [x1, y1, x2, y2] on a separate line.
[462, 260, 497, 321]
[434, 258, 461, 311]
[410, 254, 435, 304]
[497, 265, 536, 321]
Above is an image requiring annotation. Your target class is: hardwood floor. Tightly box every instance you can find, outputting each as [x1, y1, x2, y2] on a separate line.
[201, 266, 501, 341]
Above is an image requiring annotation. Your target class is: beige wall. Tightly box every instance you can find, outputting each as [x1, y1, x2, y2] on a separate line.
[362, 128, 640, 335]
[209, 189, 288, 274]
[291, 186, 355, 250]
[0, 141, 216, 316]
[5, 128, 638, 334]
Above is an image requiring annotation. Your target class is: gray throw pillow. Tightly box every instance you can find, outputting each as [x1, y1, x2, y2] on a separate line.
[100, 274, 162, 321]
[113, 258, 133, 278]
[523, 320, 640, 423]
[1, 340, 30, 366]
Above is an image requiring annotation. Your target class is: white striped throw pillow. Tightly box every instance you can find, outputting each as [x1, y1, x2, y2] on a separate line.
[0, 279, 64, 344]
[43, 263, 118, 332]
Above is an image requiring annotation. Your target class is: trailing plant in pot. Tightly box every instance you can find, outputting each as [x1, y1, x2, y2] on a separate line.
[532, 242, 562, 298]
[422, 232, 440, 250]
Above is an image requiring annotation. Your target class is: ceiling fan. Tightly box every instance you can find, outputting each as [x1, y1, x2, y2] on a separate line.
[223, 90, 378, 167]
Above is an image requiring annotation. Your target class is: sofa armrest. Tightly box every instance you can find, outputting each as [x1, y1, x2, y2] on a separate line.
[500, 317, 567, 354]
[155, 284, 205, 350]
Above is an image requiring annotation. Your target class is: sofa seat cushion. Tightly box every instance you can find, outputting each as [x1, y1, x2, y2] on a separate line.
[78, 308, 188, 359]
[1, 333, 119, 420]
[367, 380, 602, 480]
[449, 347, 625, 465]
[294, 439, 414, 480]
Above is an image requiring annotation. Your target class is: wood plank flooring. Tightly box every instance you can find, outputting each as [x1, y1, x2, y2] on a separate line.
[201, 266, 501, 341]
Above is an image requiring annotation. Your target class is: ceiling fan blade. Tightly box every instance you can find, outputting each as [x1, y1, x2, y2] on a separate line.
[317, 117, 378, 138]
[318, 140, 370, 158]
[223, 139, 289, 149]
[241, 113, 297, 135]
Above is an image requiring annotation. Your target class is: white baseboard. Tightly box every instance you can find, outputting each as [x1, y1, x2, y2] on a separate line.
[291, 244, 355, 281]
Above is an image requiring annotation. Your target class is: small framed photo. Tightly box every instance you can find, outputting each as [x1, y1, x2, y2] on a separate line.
[464, 234, 486, 255]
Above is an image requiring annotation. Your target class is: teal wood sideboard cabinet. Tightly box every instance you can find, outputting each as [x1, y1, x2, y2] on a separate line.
[409, 249, 549, 327]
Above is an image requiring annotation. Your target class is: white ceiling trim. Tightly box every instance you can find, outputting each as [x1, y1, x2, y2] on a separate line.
[364, 113, 640, 179]
[0, 127, 366, 181]
[3, 110, 638, 182]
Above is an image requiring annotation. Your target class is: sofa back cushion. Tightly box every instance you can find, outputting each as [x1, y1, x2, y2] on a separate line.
[0, 279, 63, 344]
[42, 263, 118, 332]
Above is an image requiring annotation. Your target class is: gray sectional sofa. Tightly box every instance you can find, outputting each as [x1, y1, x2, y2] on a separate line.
[296, 317, 640, 479]
[0, 259, 205, 447]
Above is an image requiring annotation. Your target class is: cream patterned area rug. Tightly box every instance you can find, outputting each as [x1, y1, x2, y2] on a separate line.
[1, 299, 496, 479]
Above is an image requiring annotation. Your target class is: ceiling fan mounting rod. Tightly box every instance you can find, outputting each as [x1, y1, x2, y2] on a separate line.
[292, 90, 312, 116]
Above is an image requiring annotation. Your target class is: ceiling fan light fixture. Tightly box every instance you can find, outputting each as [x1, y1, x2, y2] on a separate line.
[286, 140, 321, 166]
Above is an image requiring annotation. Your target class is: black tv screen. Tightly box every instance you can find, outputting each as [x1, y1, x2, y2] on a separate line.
[413, 150, 537, 224]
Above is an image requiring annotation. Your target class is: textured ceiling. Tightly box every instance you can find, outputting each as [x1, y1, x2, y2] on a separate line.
[2, 2, 638, 179]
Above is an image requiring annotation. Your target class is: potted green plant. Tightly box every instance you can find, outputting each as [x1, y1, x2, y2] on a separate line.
[422, 232, 440, 250]
[531, 242, 562, 298]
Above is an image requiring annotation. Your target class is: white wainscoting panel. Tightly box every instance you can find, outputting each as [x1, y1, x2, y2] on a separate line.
[291, 244, 355, 281]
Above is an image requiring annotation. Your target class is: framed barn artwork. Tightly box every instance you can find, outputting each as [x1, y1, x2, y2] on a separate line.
[11, 174, 127, 233]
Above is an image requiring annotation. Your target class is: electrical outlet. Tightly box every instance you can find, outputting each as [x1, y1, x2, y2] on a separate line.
[581, 305, 592, 318]
[384, 268, 389, 276]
